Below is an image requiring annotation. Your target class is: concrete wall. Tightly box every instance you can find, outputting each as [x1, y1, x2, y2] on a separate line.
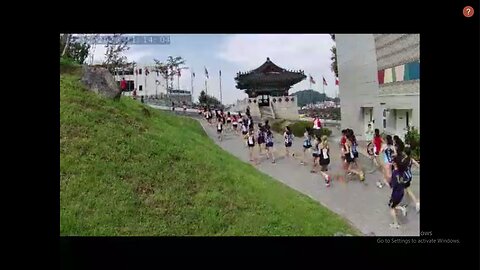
[271, 96, 299, 120]
[336, 34, 381, 139]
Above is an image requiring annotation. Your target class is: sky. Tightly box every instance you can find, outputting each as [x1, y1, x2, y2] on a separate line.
[87, 34, 338, 104]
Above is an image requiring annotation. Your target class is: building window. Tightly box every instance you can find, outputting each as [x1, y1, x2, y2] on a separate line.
[139, 69, 142, 75]
[139, 85, 143, 91]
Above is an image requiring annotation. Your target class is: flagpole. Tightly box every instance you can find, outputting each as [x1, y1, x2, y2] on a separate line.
[219, 71, 222, 105]
[191, 70, 194, 104]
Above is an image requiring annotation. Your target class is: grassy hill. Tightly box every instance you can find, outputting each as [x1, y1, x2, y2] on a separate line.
[60, 64, 358, 236]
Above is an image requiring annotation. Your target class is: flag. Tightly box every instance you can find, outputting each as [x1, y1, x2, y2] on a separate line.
[205, 67, 209, 79]
[192, 72, 195, 78]
[135, 69, 138, 76]
[335, 78, 339, 85]
[156, 70, 159, 76]
[323, 76, 328, 86]
[219, 70, 222, 77]
[178, 69, 181, 77]
[145, 67, 149, 76]
[309, 75, 316, 84]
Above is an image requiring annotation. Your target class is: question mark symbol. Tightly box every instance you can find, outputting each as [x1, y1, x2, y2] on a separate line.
[464, 6, 474, 17]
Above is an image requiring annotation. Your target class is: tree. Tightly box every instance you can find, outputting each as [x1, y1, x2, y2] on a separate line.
[329, 34, 338, 78]
[103, 34, 130, 74]
[154, 56, 186, 91]
[198, 90, 221, 106]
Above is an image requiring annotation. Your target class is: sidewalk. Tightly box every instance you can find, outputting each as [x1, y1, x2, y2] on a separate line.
[197, 119, 420, 236]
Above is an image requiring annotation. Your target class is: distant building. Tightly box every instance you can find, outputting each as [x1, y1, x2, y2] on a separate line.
[113, 65, 192, 104]
[336, 34, 419, 139]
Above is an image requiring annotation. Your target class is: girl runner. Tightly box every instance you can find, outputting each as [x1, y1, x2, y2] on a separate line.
[337, 129, 349, 182]
[284, 126, 294, 159]
[226, 112, 232, 132]
[301, 127, 313, 165]
[388, 155, 408, 229]
[238, 112, 243, 127]
[241, 122, 249, 147]
[311, 135, 320, 173]
[264, 128, 276, 163]
[345, 131, 365, 181]
[393, 135, 405, 156]
[348, 129, 365, 177]
[257, 123, 266, 156]
[377, 135, 396, 188]
[318, 135, 332, 187]
[232, 115, 238, 135]
[402, 147, 420, 212]
[372, 128, 384, 169]
[246, 128, 258, 164]
[217, 120, 223, 141]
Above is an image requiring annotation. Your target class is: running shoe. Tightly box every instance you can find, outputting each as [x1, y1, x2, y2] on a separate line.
[360, 173, 365, 182]
[300, 162, 305, 165]
[325, 176, 331, 187]
[415, 202, 420, 213]
[400, 206, 407, 217]
[389, 223, 400, 229]
[376, 181, 383, 188]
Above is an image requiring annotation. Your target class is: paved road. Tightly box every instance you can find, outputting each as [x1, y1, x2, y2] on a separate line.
[196, 118, 420, 236]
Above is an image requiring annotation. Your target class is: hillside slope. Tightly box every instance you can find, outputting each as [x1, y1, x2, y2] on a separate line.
[60, 68, 357, 236]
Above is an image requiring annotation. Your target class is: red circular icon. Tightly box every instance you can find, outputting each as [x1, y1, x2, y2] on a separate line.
[463, 6, 474, 17]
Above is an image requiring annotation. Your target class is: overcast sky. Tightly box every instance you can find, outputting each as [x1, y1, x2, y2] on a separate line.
[87, 34, 338, 104]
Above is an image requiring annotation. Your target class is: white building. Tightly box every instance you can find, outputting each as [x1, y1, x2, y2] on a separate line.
[113, 66, 192, 103]
[336, 34, 420, 140]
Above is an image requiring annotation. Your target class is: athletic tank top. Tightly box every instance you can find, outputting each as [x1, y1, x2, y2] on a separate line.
[312, 141, 320, 154]
[257, 129, 264, 139]
[248, 135, 255, 145]
[303, 132, 312, 147]
[242, 125, 247, 132]
[320, 145, 330, 160]
[284, 132, 293, 143]
[373, 136, 382, 153]
[384, 145, 394, 163]
[404, 159, 413, 181]
[217, 122, 222, 130]
[265, 132, 273, 144]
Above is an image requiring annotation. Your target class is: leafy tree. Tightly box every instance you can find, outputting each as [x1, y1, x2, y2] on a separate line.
[154, 56, 186, 90]
[198, 90, 221, 106]
[103, 34, 130, 74]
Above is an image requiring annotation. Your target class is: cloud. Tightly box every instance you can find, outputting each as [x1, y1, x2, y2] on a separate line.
[217, 34, 338, 98]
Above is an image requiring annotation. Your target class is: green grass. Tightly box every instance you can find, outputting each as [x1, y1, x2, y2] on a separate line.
[60, 69, 359, 236]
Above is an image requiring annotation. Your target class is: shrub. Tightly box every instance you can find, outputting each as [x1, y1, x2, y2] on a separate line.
[404, 126, 420, 161]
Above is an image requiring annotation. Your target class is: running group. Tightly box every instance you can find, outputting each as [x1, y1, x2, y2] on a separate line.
[201, 107, 420, 229]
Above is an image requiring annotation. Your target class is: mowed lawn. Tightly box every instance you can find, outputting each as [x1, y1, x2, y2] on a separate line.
[60, 69, 359, 236]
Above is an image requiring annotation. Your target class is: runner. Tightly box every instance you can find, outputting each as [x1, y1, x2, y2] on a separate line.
[345, 130, 365, 181]
[241, 121, 249, 146]
[393, 135, 405, 156]
[377, 135, 396, 188]
[310, 134, 320, 173]
[248, 116, 254, 130]
[337, 129, 349, 182]
[226, 112, 232, 132]
[402, 147, 421, 212]
[318, 135, 332, 187]
[232, 114, 238, 135]
[183, 103, 187, 114]
[283, 126, 294, 159]
[388, 155, 408, 229]
[264, 128, 276, 163]
[349, 129, 365, 178]
[246, 128, 258, 164]
[217, 119, 223, 141]
[256, 123, 266, 156]
[312, 115, 322, 138]
[301, 127, 313, 165]
[238, 112, 243, 127]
